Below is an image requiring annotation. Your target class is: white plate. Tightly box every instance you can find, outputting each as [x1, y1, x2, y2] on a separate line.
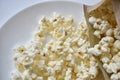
[0, 1, 84, 80]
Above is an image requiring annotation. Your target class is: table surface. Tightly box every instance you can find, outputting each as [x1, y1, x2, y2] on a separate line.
[0, 0, 101, 28]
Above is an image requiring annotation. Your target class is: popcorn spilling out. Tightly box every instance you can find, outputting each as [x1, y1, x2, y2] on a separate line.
[88, 16, 120, 80]
[11, 1, 120, 79]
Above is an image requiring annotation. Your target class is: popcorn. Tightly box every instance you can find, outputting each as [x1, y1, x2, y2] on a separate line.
[54, 65, 61, 71]
[100, 36, 114, 44]
[36, 76, 43, 80]
[94, 30, 101, 38]
[109, 63, 118, 73]
[12, 13, 99, 80]
[65, 68, 72, 80]
[77, 38, 86, 46]
[87, 0, 120, 79]
[93, 22, 100, 29]
[22, 56, 33, 67]
[99, 21, 110, 34]
[68, 48, 74, 53]
[101, 46, 110, 53]
[66, 54, 73, 61]
[89, 16, 97, 24]
[90, 60, 98, 67]
[78, 45, 88, 54]
[11, 71, 22, 80]
[31, 73, 37, 79]
[48, 61, 56, 67]
[103, 52, 120, 76]
[48, 76, 56, 80]
[101, 57, 110, 63]
[111, 72, 120, 80]
[88, 47, 102, 56]
[13, 11, 120, 79]
[13, 45, 26, 53]
[56, 60, 63, 66]
[89, 66, 98, 78]
[22, 70, 32, 80]
[114, 27, 120, 40]
[103, 63, 112, 73]
[70, 59, 75, 66]
[38, 60, 45, 70]
[47, 67, 55, 75]
[97, 36, 114, 49]
[106, 28, 113, 36]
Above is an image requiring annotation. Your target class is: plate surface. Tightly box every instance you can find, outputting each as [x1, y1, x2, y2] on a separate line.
[0, 1, 84, 80]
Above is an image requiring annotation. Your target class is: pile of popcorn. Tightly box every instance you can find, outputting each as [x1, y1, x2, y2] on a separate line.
[86, 0, 120, 79]
[11, 13, 99, 80]
[88, 16, 120, 80]
[11, 0, 120, 79]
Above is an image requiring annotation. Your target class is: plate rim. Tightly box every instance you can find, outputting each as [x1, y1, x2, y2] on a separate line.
[0, 0, 82, 30]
